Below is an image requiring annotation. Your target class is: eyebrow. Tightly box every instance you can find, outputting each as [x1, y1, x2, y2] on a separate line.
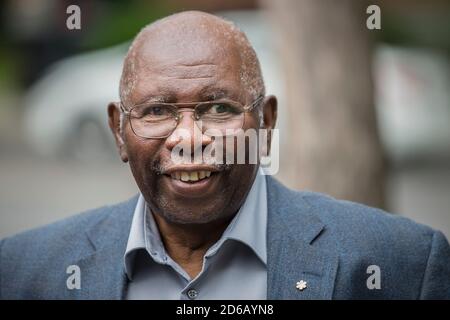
[135, 94, 173, 105]
[134, 87, 238, 106]
[197, 87, 237, 101]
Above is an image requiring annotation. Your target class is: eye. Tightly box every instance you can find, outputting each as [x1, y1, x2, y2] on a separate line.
[206, 103, 240, 115]
[146, 106, 169, 116]
[210, 103, 228, 114]
[134, 105, 174, 119]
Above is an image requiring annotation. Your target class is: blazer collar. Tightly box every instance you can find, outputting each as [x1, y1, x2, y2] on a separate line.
[266, 176, 339, 299]
[69, 196, 138, 299]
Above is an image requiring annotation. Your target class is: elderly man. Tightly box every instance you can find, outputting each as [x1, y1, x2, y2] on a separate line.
[1, 11, 449, 300]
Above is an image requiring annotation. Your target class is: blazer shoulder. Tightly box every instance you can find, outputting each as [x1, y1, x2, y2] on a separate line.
[0, 196, 137, 299]
[299, 191, 450, 299]
[268, 177, 450, 298]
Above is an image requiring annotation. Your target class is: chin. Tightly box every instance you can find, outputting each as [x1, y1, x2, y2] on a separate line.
[150, 190, 230, 223]
[158, 207, 224, 225]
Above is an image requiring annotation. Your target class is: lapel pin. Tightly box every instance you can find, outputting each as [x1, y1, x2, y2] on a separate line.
[296, 280, 307, 291]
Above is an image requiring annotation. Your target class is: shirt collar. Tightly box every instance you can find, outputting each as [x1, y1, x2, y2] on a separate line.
[124, 194, 147, 278]
[124, 168, 268, 279]
[217, 168, 267, 264]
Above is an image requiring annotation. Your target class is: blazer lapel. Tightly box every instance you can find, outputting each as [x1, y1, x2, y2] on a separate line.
[266, 177, 339, 299]
[68, 196, 138, 299]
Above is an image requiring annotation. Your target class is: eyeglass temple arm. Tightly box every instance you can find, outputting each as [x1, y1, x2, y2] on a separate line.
[246, 96, 265, 111]
[119, 102, 130, 114]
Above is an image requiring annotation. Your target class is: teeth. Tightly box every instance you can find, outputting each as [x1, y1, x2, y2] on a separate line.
[171, 171, 212, 182]
[181, 172, 189, 182]
[190, 171, 198, 181]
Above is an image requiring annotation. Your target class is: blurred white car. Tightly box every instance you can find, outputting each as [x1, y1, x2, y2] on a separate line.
[23, 44, 127, 161]
[374, 45, 450, 163]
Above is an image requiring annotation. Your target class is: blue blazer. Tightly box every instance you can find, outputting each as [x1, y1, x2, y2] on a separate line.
[1, 177, 449, 299]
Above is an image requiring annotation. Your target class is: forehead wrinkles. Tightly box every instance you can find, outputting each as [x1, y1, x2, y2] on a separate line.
[145, 64, 218, 79]
[132, 36, 242, 100]
[136, 23, 239, 68]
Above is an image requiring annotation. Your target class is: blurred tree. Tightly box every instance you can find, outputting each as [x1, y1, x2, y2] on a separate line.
[262, 0, 386, 208]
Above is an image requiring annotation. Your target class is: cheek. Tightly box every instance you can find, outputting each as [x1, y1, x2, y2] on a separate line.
[243, 111, 260, 129]
[125, 127, 160, 158]
[125, 134, 163, 179]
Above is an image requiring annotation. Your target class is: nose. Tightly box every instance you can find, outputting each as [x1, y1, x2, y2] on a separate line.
[165, 109, 212, 156]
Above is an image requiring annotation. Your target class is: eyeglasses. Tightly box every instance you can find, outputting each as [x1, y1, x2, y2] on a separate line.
[120, 96, 264, 139]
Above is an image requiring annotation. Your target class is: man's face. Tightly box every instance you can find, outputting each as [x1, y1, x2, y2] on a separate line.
[109, 26, 275, 225]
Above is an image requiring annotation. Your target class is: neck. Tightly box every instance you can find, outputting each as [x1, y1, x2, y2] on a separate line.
[151, 212, 233, 279]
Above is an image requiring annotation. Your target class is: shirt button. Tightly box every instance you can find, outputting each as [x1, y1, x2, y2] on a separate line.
[187, 289, 198, 300]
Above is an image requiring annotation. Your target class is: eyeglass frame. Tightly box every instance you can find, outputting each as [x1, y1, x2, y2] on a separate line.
[119, 95, 265, 139]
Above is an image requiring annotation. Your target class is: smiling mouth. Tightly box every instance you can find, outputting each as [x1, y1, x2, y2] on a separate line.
[162, 169, 220, 198]
[169, 170, 213, 182]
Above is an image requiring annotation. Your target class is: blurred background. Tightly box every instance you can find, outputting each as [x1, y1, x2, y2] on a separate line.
[0, 0, 449, 239]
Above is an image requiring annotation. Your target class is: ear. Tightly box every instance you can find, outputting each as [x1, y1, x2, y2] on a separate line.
[260, 95, 277, 156]
[107, 102, 128, 163]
